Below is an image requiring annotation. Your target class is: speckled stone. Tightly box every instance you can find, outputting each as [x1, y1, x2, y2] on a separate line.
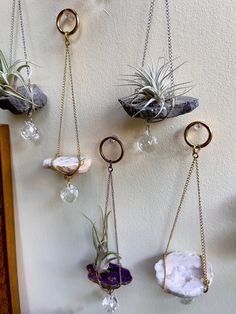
[118, 96, 199, 122]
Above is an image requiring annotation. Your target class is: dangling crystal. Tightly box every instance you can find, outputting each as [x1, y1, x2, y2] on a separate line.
[60, 183, 79, 203]
[179, 297, 194, 305]
[21, 119, 40, 141]
[137, 124, 158, 153]
[102, 294, 118, 313]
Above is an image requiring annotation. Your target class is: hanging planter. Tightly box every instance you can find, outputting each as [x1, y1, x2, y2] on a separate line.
[86, 137, 132, 313]
[0, 0, 48, 141]
[118, 0, 200, 153]
[0, 50, 47, 114]
[119, 61, 198, 123]
[86, 209, 132, 292]
[85, 209, 132, 312]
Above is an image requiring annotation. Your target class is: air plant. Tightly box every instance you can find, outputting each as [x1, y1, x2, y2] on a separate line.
[0, 49, 47, 140]
[119, 59, 196, 122]
[0, 49, 34, 107]
[85, 209, 132, 291]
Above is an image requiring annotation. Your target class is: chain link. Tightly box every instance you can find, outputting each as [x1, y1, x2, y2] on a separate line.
[196, 158, 209, 293]
[141, 0, 156, 67]
[10, 0, 33, 112]
[164, 0, 174, 88]
[10, 0, 29, 69]
[142, 0, 175, 84]
[103, 166, 122, 291]
[56, 39, 81, 160]
[9, 0, 16, 65]
[163, 149, 209, 293]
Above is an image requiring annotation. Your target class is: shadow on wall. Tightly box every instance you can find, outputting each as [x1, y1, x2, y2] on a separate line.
[211, 196, 236, 256]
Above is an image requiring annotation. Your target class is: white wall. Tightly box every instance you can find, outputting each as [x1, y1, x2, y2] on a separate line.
[1, 0, 236, 313]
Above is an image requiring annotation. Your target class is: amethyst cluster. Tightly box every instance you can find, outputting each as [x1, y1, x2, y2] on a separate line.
[86, 263, 132, 290]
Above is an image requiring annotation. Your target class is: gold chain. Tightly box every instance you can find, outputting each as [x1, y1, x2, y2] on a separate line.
[96, 165, 122, 294]
[56, 32, 81, 161]
[163, 147, 209, 293]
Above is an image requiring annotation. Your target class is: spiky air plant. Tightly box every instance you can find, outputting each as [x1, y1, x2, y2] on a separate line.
[119, 59, 198, 123]
[0, 49, 47, 115]
[0, 49, 47, 140]
[0, 49, 33, 106]
[85, 210, 132, 292]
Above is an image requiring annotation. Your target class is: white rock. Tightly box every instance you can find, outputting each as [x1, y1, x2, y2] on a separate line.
[155, 251, 213, 298]
[43, 156, 92, 175]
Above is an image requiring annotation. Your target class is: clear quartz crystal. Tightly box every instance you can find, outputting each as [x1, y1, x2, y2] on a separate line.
[179, 297, 194, 305]
[102, 294, 118, 313]
[60, 183, 79, 203]
[137, 124, 158, 153]
[21, 119, 40, 141]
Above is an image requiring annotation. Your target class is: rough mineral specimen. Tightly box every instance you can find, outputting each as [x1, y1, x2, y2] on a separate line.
[43, 156, 92, 176]
[155, 251, 213, 298]
[0, 84, 47, 114]
[119, 96, 199, 122]
[86, 263, 132, 290]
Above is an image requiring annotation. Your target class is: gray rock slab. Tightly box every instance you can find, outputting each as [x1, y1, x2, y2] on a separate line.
[0, 84, 47, 114]
[118, 96, 199, 122]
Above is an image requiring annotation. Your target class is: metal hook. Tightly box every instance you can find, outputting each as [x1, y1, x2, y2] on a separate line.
[184, 121, 213, 149]
[99, 136, 124, 164]
[56, 8, 80, 36]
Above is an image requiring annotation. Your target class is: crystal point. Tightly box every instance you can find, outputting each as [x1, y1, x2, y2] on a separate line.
[102, 294, 118, 313]
[60, 183, 78, 203]
[21, 119, 40, 141]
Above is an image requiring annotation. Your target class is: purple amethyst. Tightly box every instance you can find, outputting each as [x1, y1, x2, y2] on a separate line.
[86, 263, 132, 290]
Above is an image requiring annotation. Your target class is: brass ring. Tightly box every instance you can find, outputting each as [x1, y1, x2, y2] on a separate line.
[184, 121, 213, 148]
[99, 136, 124, 164]
[56, 9, 79, 35]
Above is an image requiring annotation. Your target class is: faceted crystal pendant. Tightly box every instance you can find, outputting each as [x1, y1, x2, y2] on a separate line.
[60, 183, 79, 203]
[102, 294, 118, 313]
[21, 119, 40, 141]
[137, 123, 158, 153]
[179, 297, 194, 305]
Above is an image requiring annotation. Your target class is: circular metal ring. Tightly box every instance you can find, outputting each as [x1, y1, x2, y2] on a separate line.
[184, 121, 213, 148]
[99, 136, 124, 164]
[56, 8, 79, 35]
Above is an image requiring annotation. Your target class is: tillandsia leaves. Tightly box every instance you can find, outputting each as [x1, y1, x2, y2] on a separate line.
[84, 209, 120, 273]
[85, 209, 133, 290]
[0, 49, 35, 106]
[119, 58, 195, 121]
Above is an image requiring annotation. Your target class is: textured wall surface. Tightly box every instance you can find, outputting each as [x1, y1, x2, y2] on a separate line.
[0, 0, 236, 313]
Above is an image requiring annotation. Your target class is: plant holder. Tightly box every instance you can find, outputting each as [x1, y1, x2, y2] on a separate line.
[86, 136, 132, 313]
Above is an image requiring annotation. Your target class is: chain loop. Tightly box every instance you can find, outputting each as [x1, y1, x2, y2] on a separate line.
[10, 0, 34, 112]
[142, 0, 156, 67]
[56, 33, 81, 161]
[163, 151, 209, 294]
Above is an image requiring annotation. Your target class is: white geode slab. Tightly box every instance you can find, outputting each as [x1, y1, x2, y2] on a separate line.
[43, 156, 92, 176]
[155, 251, 213, 298]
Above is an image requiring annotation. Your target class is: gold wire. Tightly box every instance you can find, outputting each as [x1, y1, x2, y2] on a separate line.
[163, 147, 209, 294]
[56, 33, 81, 172]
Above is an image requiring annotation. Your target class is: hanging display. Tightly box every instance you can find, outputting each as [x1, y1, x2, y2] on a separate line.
[86, 136, 132, 313]
[0, 0, 47, 141]
[119, 0, 198, 152]
[43, 9, 91, 203]
[155, 121, 213, 304]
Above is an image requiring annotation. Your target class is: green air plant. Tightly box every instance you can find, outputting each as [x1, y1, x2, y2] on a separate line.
[85, 209, 120, 273]
[119, 59, 193, 120]
[0, 49, 34, 106]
